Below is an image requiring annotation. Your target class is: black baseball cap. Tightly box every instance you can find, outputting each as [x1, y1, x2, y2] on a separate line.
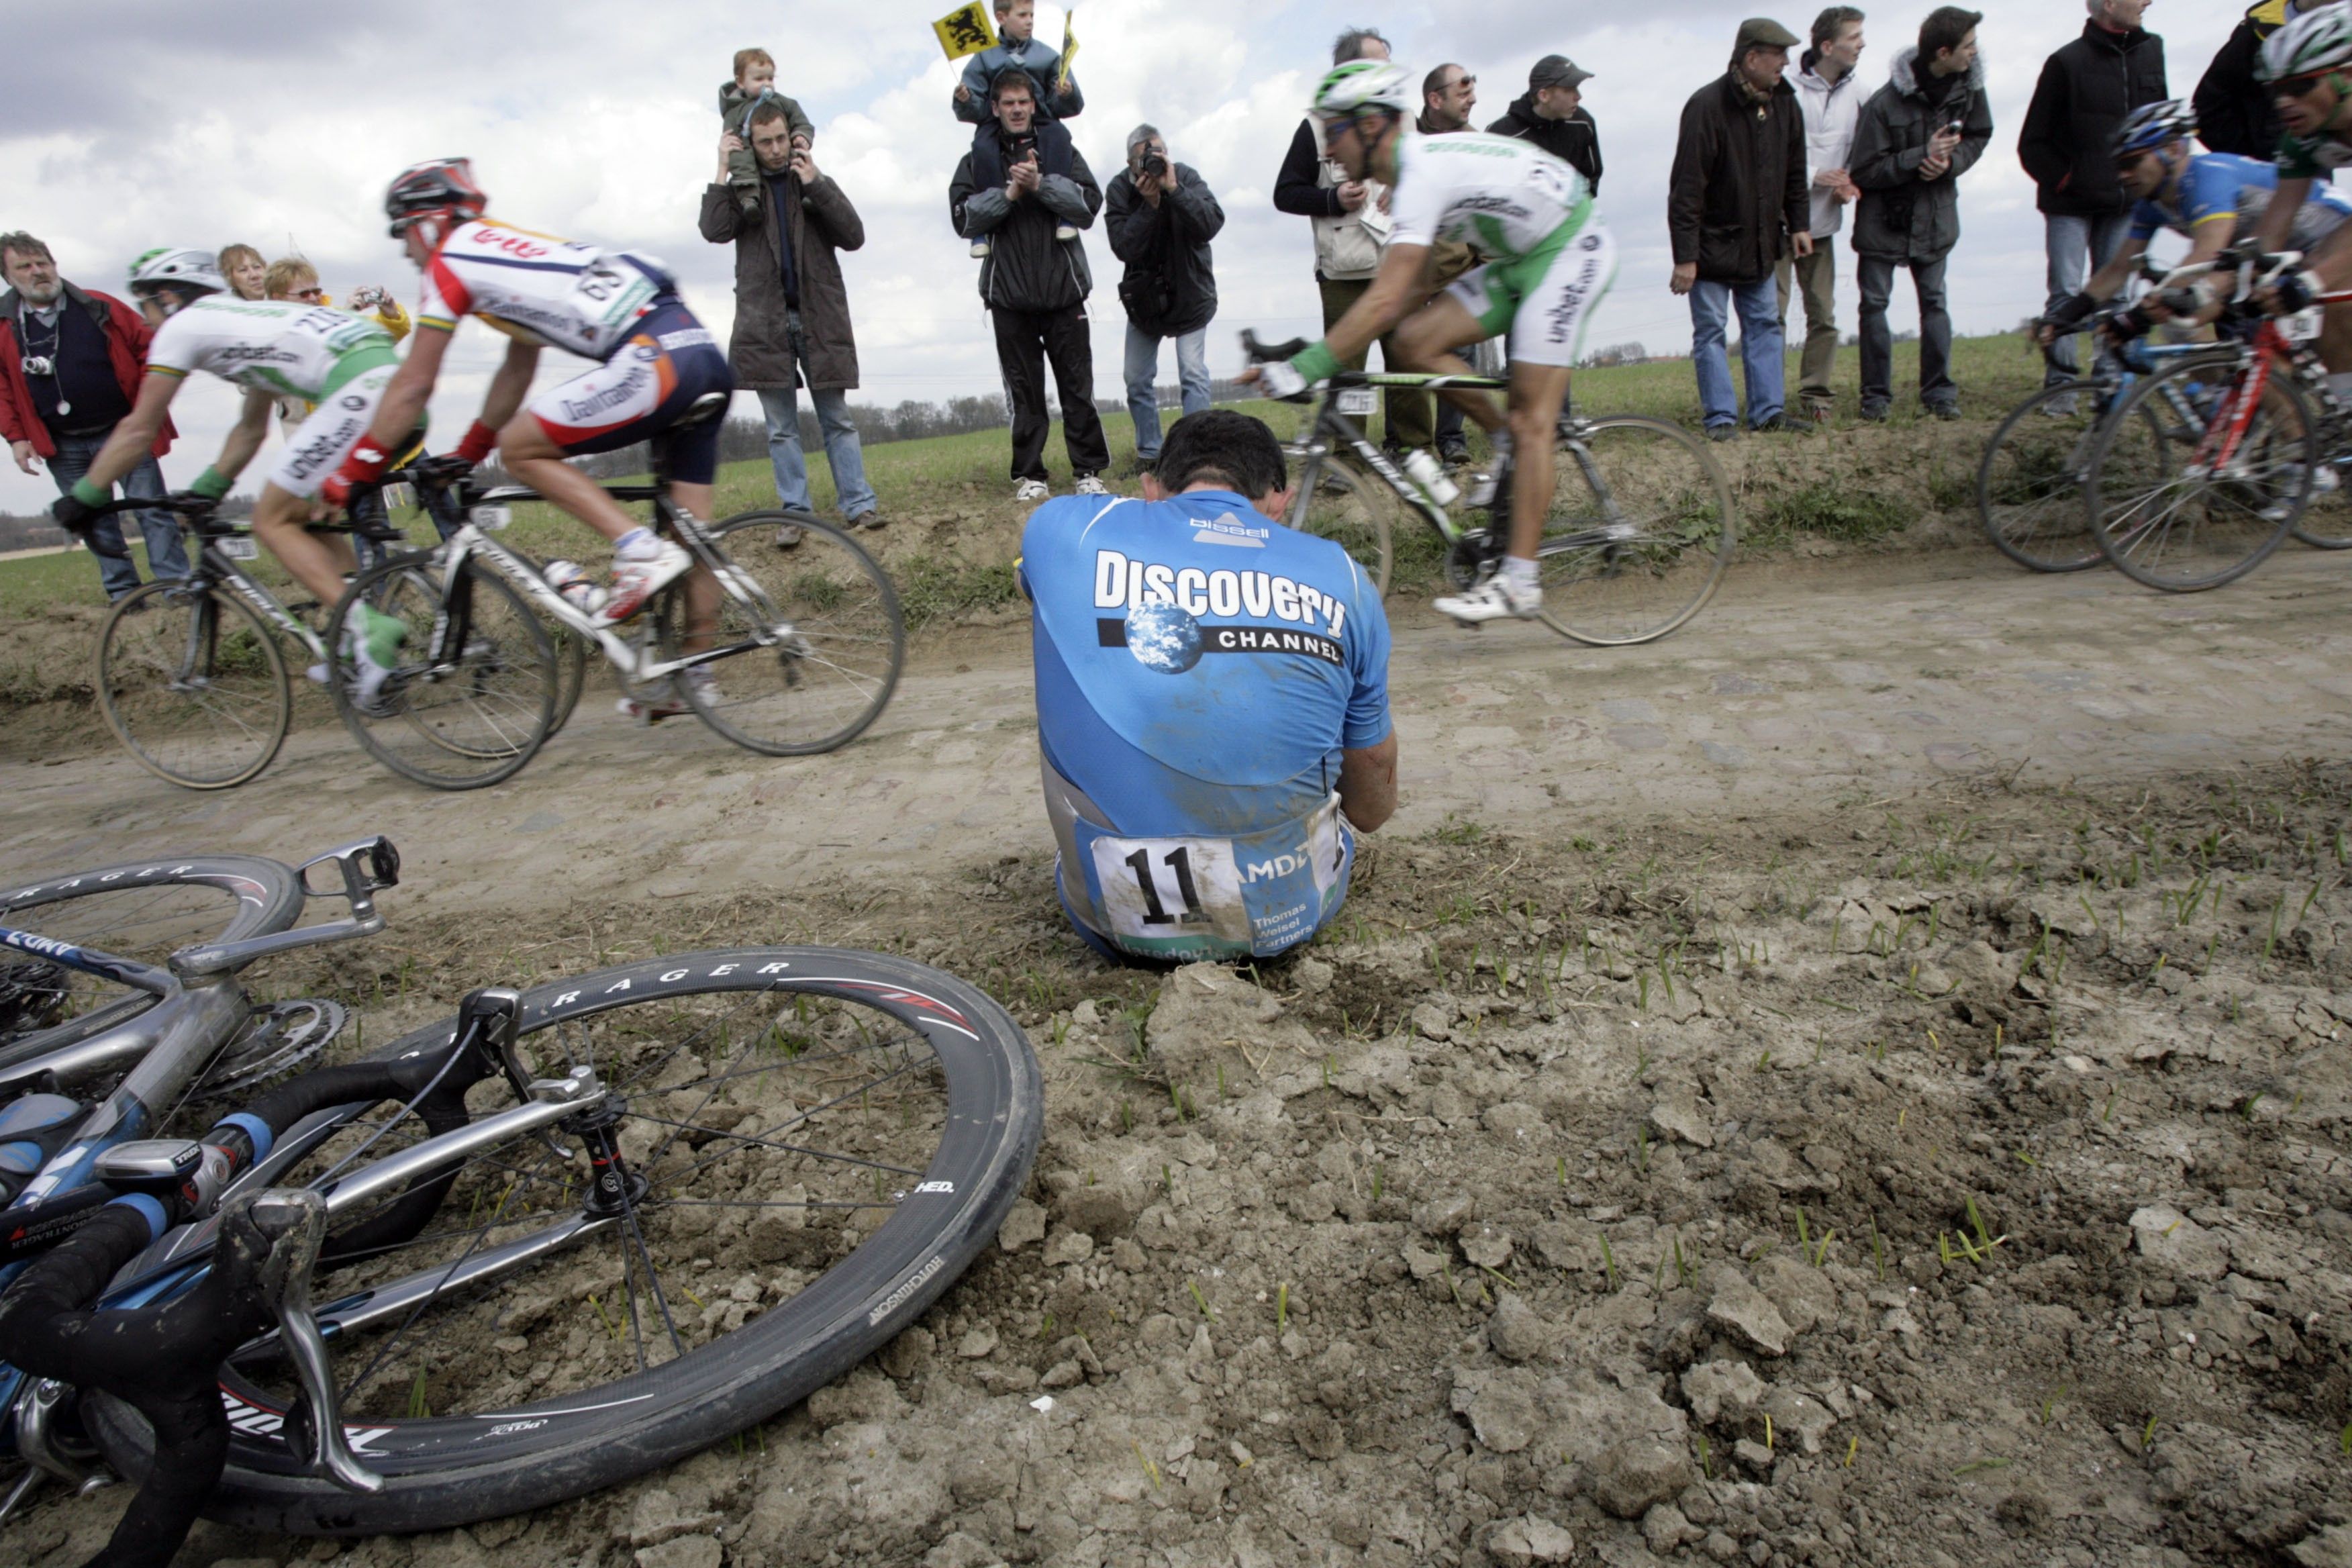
[1529, 55, 1594, 91]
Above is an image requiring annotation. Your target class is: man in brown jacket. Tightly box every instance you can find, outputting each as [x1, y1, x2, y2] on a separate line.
[1668, 17, 1814, 440]
[700, 99, 880, 530]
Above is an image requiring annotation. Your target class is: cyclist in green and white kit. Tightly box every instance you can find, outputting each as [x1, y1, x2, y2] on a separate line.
[1244, 60, 1618, 625]
[50, 248, 410, 693]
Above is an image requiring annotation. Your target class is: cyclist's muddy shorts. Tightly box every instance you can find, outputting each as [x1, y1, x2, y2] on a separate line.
[1445, 222, 1618, 369]
[524, 299, 735, 485]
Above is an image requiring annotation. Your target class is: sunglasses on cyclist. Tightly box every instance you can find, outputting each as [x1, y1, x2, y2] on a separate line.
[2271, 70, 2340, 100]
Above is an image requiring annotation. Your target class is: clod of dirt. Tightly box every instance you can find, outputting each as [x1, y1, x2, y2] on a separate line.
[1461, 1222, 1514, 1270]
[1648, 1095, 1714, 1148]
[994, 1197, 1044, 1253]
[2130, 1203, 2230, 1281]
[1485, 1293, 1549, 1363]
[1486, 1513, 1576, 1565]
[1758, 1385, 1836, 1454]
[636, 1536, 722, 1568]
[1681, 1359, 1766, 1426]
[1414, 1192, 1476, 1236]
[1643, 1501, 1698, 1555]
[922, 1532, 1006, 1568]
[1589, 1436, 1695, 1519]
[2290, 1524, 2352, 1567]
[1145, 963, 1316, 1084]
[630, 1487, 726, 1547]
[1452, 1367, 1541, 1452]
[1994, 1489, 2053, 1536]
[1752, 1253, 1838, 1335]
[1706, 1275, 1794, 1357]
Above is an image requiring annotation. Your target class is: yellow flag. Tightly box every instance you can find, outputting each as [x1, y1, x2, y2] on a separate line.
[934, 1, 996, 58]
[1058, 9, 1079, 90]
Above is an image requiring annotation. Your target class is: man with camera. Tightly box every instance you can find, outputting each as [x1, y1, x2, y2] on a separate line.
[1105, 125, 1224, 475]
[0, 232, 188, 599]
[951, 69, 1110, 501]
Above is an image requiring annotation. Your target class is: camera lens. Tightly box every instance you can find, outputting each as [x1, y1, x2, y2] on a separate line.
[21, 356, 54, 379]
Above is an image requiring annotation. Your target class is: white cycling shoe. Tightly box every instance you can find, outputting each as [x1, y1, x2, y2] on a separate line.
[619, 667, 718, 724]
[600, 542, 693, 624]
[1432, 575, 1542, 626]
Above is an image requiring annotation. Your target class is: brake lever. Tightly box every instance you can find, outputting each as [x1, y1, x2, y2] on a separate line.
[244, 1189, 383, 1495]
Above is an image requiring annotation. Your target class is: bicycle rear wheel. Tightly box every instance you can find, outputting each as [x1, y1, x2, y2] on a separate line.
[0, 855, 303, 1063]
[95, 578, 291, 789]
[1975, 381, 2118, 573]
[328, 556, 557, 789]
[1285, 457, 1398, 593]
[90, 949, 1041, 1534]
[1537, 415, 1736, 646]
[656, 513, 904, 756]
[2086, 357, 2306, 591]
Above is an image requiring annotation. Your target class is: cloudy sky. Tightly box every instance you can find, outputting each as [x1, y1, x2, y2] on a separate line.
[5, 0, 2243, 512]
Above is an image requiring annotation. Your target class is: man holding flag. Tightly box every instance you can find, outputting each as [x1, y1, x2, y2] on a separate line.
[950, 0, 1083, 124]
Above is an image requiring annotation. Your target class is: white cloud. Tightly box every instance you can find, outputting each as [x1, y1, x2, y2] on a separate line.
[5, 0, 2246, 513]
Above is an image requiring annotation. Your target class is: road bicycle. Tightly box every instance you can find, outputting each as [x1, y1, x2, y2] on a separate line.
[2084, 246, 2352, 591]
[79, 493, 588, 793]
[328, 406, 905, 790]
[0, 838, 1041, 1554]
[1240, 331, 1736, 647]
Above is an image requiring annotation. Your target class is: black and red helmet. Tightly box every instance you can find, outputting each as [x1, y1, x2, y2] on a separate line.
[385, 158, 489, 238]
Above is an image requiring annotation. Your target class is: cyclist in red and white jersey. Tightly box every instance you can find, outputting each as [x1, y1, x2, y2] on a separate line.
[323, 159, 736, 623]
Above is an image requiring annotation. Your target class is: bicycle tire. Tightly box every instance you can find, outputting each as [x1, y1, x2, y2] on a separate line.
[1536, 415, 1736, 646]
[2289, 436, 2352, 548]
[1284, 456, 1396, 594]
[0, 854, 304, 1065]
[1975, 381, 2119, 573]
[87, 948, 1041, 1534]
[327, 555, 558, 789]
[2086, 355, 2306, 591]
[95, 578, 292, 791]
[657, 512, 905, 756]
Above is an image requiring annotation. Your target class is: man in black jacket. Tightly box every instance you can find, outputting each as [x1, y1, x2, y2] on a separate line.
[1851, 6, 1991, 420]
[2194, 0, 2296, 158]
[1106, 126, 1224, 475]
[950, 70, 1110, 501]
[1486, 55, 1603, 195]
[1669, 18, 1813, 439]
[2018, 0, 2166, 397]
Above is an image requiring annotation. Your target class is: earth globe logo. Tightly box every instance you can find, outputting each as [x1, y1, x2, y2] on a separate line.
[1127, 598, 1204, 675]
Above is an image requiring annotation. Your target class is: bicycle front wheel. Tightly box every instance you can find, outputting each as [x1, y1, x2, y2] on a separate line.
[1285, 456, 1398, 593]
[1537, 415, 1736, 646]
[2087, 357, 2307, 591]
[657, 512, 905, 756]
[329, 555, 557, 789]
[95, 578, 291, 790]
[102, 948, 1041, 1534]
[0, 854, 303, 1063]
[1975, 381, 2119, 573]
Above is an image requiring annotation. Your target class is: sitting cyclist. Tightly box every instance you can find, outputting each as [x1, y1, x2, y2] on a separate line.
[47, 248, 411, 690]
[2244, 9, 2352, 334]
[324, 159, 736, 638]
[2041, 100, 2352, 389]
[1019, 409, 1396, 964]
[1240, 60, 1618, 628]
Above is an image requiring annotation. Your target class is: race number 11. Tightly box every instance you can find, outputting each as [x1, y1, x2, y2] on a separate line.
[1090, 834, 1246, 942]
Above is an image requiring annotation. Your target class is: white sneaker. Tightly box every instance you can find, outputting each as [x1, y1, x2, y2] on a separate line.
[969, 240, 991, 259]
[1073, 474, 1110, 496]
[1014, 478, 1051, 503]
[774, 522, 805, 548]
[1432, 575, 1541, 626]
[304, 663, 329, 687]
[600, 541, 693, 624]
[618, 667, 716, 724]
[1055, 223, 1077, 242]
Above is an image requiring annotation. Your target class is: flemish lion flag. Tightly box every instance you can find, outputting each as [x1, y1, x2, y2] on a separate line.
[933, 1, 996, 59]
[1058, 9, 1079, 91]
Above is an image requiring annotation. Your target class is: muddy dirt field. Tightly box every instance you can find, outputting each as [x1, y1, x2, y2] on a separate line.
[5, 544, 2352, 1568]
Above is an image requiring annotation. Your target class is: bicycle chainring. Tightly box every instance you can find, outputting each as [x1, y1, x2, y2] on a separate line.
[0, 957, 70, 1042]
[1444, 530, 1498, 591]
[193, 998, 348, 1101]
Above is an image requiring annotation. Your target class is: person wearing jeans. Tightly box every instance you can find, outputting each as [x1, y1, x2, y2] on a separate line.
[1853, 250, 1955, 412]
[1105, 124, 1223, 471]
[698, 101, 883, 530]
[758, 310, 877, 520]
[42, 431, 185, 600]
[1667, 19, 1814, 439]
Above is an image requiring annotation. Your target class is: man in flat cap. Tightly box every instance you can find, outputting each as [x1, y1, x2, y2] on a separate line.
[1667, 17, 1814, 439]
[1487, 55, 1604, 194]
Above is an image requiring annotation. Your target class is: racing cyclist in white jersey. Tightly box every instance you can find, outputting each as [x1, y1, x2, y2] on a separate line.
[322, 159, 736, 631]
[48, 248, 411, 687]
[1242, 60, 1619, 626]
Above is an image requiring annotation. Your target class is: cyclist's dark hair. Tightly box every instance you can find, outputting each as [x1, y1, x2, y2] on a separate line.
[1919, 5, 1979, 62]
[1812, 5, 1865, 48]
[992, 66, 1040, 103]
[1331, 26, 1387, 65]
[1156, 411, 1289, 501]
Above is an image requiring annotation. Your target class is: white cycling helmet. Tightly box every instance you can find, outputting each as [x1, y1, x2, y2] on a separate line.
[126, 247, 227, 303]
[2259, 5, 2352, 84]
[1312, 60, 1413, 119]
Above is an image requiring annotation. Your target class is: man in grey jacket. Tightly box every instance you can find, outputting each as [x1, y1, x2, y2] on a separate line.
[950, 69, 1110, 501]
[1782, 7, 1867, 422]
[700, 100, 880, 530]
[1849, 6, 1991, 421]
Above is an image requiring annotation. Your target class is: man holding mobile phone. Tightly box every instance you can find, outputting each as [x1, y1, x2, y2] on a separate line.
[1849, 6, 1991, 421]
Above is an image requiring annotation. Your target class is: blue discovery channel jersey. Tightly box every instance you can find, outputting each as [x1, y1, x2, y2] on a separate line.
[1020, 489, 1393, 961]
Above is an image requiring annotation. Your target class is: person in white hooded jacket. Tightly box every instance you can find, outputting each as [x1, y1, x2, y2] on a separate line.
[1781, 7, 1867, 422]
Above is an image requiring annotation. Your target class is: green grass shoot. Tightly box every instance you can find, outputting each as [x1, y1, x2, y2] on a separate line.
[1599, 1232, 1617, 1289]
[1276, 1282, 1289, 1334]
[1188, 1279, 1216, 1320]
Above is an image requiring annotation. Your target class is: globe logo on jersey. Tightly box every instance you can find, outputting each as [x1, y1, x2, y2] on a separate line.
[1127, 599, 1203, 675]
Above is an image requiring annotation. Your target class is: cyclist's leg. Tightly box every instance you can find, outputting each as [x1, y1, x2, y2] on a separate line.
[1499, 227, 1618, 560]
[250, 485, 357, 609]
[254, 364, 389, 608]
[1397, 272, 1510, 434]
